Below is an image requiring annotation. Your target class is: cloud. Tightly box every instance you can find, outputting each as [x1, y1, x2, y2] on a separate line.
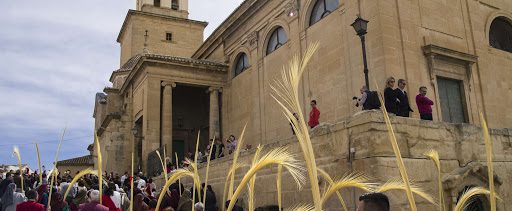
[0, 0, 243, 169]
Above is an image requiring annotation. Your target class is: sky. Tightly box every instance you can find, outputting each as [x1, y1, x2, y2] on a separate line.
[0, 0, 244, 170]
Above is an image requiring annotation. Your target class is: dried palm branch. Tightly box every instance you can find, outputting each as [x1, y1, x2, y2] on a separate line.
[377, 178, 436, 205]
[156, 168, 196, 211]
[13, 146, 24, 192]
[277, 164, 283, 211]
[94, 134, 103, 204]
[192, 131, 202, 211]
[228, 124, 247, 200]
[227, 147, 305, 211]
[223, 124, 247, 211]
[317, 168, 348, 211]
[203, 136, 216, 206]
[175, 152, 182, 195]
[222, 162, 245, 211]
[270, 42, 322, 209]
[375, 83, 417, 210]
[480, 112, 497, 211]
[48, 127, 67, 207]
[424, 149, 444, 210]
[156, 150, 168, 180]
[320, 172, 375, 205]
[63, 168, 98, 200]
[35, 143, 43, 185]
[453, 187, 490, 211]
[248, 145, 263, 211]
[284, 204, 315, 211]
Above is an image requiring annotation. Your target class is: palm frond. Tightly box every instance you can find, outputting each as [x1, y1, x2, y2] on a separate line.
[228, 123, 247, 200]
[270, 42, 322, 209]
[223, 124, 247, 211]
[48, 127, 66, 207]
[248, 145, 263, 211]
[192, 131, 202, 210]
[374, 81, 417, 211]
[35, 143, 43, 185]
[64, 168, 98, 200]
[321, 172, 375, 205]
[284, 204, 315, 211]
[317, 168, 348, 211]
[480, 112, 497, 211]
[227, 147, 305, 211]
[377, 178, 436, 205]
[277, 164, 283, 211]
[94, 134, 103, 205]
[156, 168, 196, 211]
[156, 150, 168, 180]
[454, 187, 490, 211]
[203, 136, 216, 206]
[13, 146, 24, 192]
[222, 162, 246, 211]
[175, 152, 182, 195]
[424, 149, 444, 210]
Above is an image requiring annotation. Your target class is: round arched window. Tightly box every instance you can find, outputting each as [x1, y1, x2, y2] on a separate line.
[310, 0, 339, 26]
[266, 27, 288, 55]
[489, 16, 512, 53]
[234, 53, 249, 77]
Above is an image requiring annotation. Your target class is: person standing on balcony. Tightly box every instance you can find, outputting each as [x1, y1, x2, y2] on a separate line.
[384, 77, 399, 115]
[308, 100, 320, 128]
[416, 86, 434, 120]
[396, 79, 414, 117]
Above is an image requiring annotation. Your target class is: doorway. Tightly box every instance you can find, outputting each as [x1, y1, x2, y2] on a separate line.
[171, 85, 210, 163]
[437, 77, 467, 123]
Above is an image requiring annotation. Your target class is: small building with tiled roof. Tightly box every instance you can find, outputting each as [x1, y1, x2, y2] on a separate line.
[57, 149, 94, 177]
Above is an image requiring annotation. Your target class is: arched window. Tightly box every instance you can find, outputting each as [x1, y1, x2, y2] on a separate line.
[489, 16, 512, 53]
[266, 27, 288, 55]
[234, 53, 249, 77]
[309, 0, 339, 26]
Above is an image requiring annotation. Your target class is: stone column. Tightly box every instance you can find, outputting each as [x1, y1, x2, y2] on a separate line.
[209, 87, 222, 139]
[161, 82, 176, 157]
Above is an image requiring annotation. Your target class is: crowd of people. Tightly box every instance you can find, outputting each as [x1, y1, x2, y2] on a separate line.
[0, 168, 225, 211]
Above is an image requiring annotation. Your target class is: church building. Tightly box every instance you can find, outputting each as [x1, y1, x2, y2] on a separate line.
[91, 0, 512, 209]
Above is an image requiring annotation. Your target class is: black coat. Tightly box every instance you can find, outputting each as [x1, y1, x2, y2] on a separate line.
[384, 87, 398, 114]
[396, 89, 413, 117]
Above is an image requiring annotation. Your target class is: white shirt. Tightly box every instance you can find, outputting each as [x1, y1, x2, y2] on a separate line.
[120, 175, 127, 184]
[111, 191, 122, 208]
[137, 178, 146, 190]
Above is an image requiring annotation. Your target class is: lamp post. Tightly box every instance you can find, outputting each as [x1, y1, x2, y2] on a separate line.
[351, 16, 370, 90]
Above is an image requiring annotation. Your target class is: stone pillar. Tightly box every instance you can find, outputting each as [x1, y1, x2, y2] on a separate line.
[161, 82, 176, 158]
[209, 87, 222, 139]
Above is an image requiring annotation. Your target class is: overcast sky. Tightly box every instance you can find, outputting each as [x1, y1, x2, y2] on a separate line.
[0, 0, 244, 170]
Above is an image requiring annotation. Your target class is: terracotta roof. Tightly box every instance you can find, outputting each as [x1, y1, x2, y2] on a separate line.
[144, 54, 228, 70]
[57, 155, 94, 166]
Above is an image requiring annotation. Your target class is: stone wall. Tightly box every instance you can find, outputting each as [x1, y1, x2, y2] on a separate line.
[170, 111, 512, 210]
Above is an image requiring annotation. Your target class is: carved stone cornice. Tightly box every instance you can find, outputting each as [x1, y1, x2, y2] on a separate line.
[161, 81, 177, 88]
[207, 87, 223, 93]
[422, 44, 478, 82]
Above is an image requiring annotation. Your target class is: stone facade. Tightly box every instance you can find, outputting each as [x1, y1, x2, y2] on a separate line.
[183, 111, 512, 210]
[91, 0, 512, 209]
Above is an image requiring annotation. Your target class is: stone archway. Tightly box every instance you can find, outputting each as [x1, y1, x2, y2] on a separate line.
[443, 163, 502, 211]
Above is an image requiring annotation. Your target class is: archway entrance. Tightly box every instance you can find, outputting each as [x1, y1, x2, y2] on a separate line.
[171, 84, 210, 164]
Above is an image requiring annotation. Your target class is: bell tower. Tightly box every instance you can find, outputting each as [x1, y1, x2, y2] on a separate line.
[117, 0, 206, 65]
[135, 0, 189, 18]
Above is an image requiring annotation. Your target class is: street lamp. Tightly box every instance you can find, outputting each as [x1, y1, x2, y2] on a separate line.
[351, 16, 370, 90]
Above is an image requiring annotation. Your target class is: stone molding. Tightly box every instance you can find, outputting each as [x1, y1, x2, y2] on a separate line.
[161, 81, 177, 88]
[422, 44, 478, 82]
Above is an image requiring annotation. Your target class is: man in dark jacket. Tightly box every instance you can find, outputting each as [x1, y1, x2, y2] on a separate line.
[396, 79, 413, 117]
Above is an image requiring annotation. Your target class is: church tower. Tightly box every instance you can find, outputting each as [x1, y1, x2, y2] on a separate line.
[117, 0, 207, 65]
